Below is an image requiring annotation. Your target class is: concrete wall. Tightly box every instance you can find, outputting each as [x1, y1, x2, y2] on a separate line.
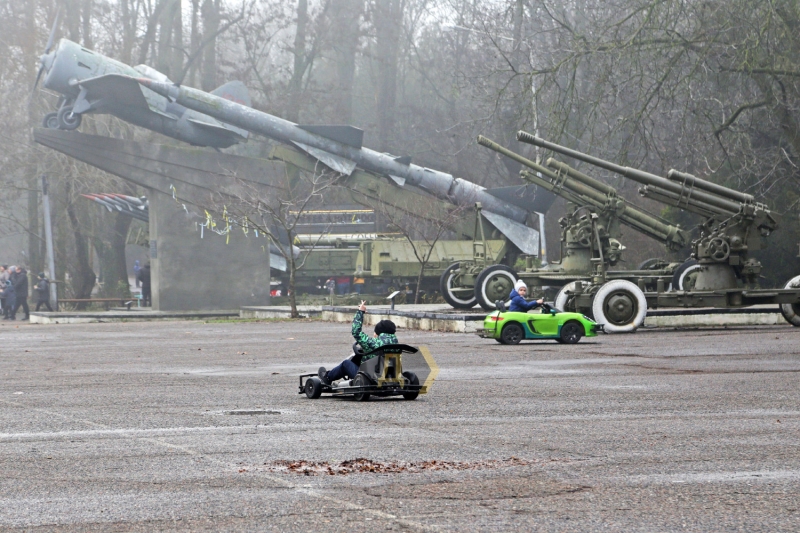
[34, 129, 282, 311]
[149, 191, 271, 310]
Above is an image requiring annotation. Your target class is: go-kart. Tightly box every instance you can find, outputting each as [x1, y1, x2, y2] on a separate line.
[299, 343, 427, 401]
[478, 301, 602, 345]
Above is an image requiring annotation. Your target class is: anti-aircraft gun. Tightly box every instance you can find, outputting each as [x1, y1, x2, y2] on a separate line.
[516, 131, 800, 329]
[443, 136, 691, 326]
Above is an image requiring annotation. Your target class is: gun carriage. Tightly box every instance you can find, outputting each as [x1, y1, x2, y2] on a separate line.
[516, 132, 800, 331]
[442, 135, 692, 326]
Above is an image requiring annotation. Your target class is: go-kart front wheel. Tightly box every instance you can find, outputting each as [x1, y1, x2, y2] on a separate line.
[352, 374, 371, 402]
[402, 371, 420, 401]
[500, 322, 524, 345]
[304, 377, 323, 399]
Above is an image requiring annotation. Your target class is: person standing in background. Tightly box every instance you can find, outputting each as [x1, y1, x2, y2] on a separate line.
[34, 273, 53, 312]
[133, 259, 141, 288]
[11, 266, 29, 320]
[0, 266, 9, 318]
[137, 263, 151, 306]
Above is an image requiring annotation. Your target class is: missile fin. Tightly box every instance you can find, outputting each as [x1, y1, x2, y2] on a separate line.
[388, 175, 406, 187]
[481, 210, 540, 256]
[297, 125, 363, 149]
[393, 155, 412, 165]
[292, 142, 357, 176]
[270, 253, 287, 272]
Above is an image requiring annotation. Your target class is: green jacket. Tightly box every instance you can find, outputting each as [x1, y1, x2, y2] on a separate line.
[352, 310, 398, 360]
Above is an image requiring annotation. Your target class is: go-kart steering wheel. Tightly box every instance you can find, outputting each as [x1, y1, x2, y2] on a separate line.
[352, 342, 364, 355]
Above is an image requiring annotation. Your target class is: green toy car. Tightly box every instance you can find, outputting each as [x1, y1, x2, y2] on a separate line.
[478, 302, 603, 344]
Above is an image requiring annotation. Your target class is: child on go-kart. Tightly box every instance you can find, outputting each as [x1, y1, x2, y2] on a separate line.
[318, 300, 398, 385]
[509, 280, 544, 313]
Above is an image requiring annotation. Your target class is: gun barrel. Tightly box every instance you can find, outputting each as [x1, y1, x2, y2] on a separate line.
[667, 169, 754, 204]
[135, 77, 529, 225]
[639, 185, 730, 218]
[517, 131, 742, 215]
[545, 160, 688, 250]
[477, 135, 562, 182]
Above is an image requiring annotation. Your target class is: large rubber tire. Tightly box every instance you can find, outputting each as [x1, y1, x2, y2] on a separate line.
[304, 377, 323, 399]
[57, 105, 82, 130]
[42, 112, 59, 129]
[554, 282, 580, 312]
[500, 322, 524, 345]
[475, 265, 518, 311]
[672, 259, 701, 291]
[352, 374, 371, 402]
[440, 262, 477, 309]
[559, 320, 584, 344]
[780, 274, 800, 327]
[591, 280, 647, 333]
[402, 371, 420, 401]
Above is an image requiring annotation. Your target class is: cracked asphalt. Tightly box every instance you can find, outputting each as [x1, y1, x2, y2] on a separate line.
[0, 319, 798, 531]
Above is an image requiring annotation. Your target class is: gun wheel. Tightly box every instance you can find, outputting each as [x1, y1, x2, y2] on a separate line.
[672, 260, 701, 291]
[780, 275, 800, 327]
[475, 265, 517, 311]
[554, 282, 581, 312]
[591, 280, 647, 334]
[440, 262, 477, 309]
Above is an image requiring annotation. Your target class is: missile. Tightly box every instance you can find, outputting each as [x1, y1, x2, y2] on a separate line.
[134, 78, 531, 226]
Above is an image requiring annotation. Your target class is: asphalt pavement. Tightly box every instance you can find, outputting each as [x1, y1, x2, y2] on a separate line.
[0, 318, 798, 532]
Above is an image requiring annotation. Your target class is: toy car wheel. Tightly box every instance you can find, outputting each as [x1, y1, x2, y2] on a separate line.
[500, 322, 524, 345]
[440, 262, 477, 309]
[672, 259, 700, 291]
[779, 274, 800, 326]
[304, 377, 323, 399]
[402, 371, 420, 401]
[559, 321, 583, 344]
[352, 374, 371, 402]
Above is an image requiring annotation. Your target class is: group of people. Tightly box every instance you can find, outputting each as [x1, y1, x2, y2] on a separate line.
[0, 265, 52, 321]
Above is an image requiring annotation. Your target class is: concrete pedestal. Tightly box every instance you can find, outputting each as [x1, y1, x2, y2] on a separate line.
[34, 129, 280, 311]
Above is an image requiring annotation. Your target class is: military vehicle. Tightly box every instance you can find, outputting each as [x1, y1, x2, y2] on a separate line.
[516, 132, 800, 330]
[442, 135, 691, 316]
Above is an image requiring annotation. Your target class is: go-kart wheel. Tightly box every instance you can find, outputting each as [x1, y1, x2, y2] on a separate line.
[779, 274, 800, 326]
[42, 112, 59, 129]
[57, 105, 82, 130]
[440, 262, 477, 309]
[402, 371, 419, 401]
[672, 259, 700, 291]
[352, 374, 371, 402]
[304, 377, 323, 399]
[475, 265, 517, 311]
[591, 280, 647, 334]
[500, 322, 524, 345]
[559, 320, 583, 344]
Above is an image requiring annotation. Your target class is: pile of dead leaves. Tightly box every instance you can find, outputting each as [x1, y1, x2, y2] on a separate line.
[264, 457, 529, 476]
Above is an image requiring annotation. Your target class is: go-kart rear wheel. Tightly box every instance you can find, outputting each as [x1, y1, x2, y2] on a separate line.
[304, 377, 323, 399]
[402, 371, 420, 401]
[500, 322, 524, 345]
[559, 320, 583, 344]
[352, 374, 371, 402]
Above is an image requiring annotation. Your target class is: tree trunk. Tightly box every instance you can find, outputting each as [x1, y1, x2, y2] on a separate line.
[201, 0, 220, 91]
[81, 0, 93, 49]
[287, 241, 298, 318]
[63, 181, 97, 307]
[374, 0, 402, 151]
[329, 0, 363, 123]
[286, 0, 309, 122]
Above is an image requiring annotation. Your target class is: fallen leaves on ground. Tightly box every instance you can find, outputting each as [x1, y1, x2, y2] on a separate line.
[263, 457, 530, 476]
